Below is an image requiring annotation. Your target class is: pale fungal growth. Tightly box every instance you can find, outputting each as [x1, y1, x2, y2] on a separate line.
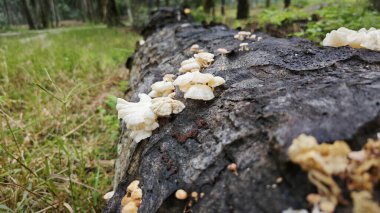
[148, 74, 175, 97]
[103, 191, 114, 200]
[217, 48, 229, 56]
[139, 40, 145, 46]
[173, 71, 225, 101]
[179, 57, 201, 73]
[249, 34, 257, 40]
[116, 94, 158, 143]
[121, 180, 142, 213]
[239, 43, 249, 51]
[227, 163, 238, 175]
[175, 189, 188, 200]
[151, 96, 185, 116]
[323, 27, 380, 51]
[257, 36, 262, 41]
[194, 52, 215, 68]
[234, 31, 252, 41]
[288, 135, 380, 213]
[190, 44, 201, 53]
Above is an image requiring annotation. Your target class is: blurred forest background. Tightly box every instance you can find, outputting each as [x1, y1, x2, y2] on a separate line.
[0, 0, 380, 212]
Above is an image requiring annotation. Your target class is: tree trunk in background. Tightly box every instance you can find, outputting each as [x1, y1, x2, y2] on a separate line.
[155, 0, 160, 8]
[40, 0, 51, 28]
[266, 0, 271, 7]
[105, 0, 121, 26]
[284, 0, 291, 8]
[370, 0, 380, 12]
[21, 0, 36, 29]
[165, 0, 169, 6]
[125, 0, 134, 23]
[237, 0, 249, 19]
[3, 0, 11, 25]
[221, 0, 225, 16]
[204, 0, 215, 17]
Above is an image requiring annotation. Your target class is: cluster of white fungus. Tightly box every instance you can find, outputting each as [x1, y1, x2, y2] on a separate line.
[323, 27, 380, 51]
[234, 31, 252, 41]
[148, 74, 175, 97]
[190, 44, 202, 53]
[117, 45, 225, 142]
[174, 71, 225, 100]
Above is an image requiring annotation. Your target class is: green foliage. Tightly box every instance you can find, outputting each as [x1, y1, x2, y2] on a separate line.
[192, 6, 207, 23]
[0, 26, 140, 212]
[257, 7, 310, 26]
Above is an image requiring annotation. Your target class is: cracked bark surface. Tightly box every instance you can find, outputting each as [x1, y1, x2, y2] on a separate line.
[105, 10, 380, 213]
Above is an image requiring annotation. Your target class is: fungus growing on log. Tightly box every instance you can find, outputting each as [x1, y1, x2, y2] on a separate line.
[116, 94, 158, 143]
[179, 58, 201, 73]
[148, 74, 175, 97]
[121, 180, 142, 213]
[288, 135, 380, 213]
[234, 31, 252, 41]
[190, 44, 201, 53]
[239, 43, 249, 51]
[151, 96, 185, 116]
[173, 71, 225, 100]
[323, 27, 380, 51]
[194, 52, 215, 68]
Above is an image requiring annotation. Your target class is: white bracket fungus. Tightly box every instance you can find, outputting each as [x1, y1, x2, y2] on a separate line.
[117, 93, 185, 142]
[151, 96, 185, 116]
[194, 52, 215, 68]
[323, 27, 380, 51]
[148, 74, 175, 97]
[173, 71, 225, 101]
[179, 58, 201, 73]
[217, 48, 229, 55]
[190, 44, 202, 53]
[116, 94, 158, 143]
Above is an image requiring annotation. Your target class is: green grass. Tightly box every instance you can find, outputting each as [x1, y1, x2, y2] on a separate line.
[0, 26, 140, 212]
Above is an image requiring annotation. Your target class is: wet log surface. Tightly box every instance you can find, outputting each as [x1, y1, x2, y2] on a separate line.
[105, 9, 380, 213]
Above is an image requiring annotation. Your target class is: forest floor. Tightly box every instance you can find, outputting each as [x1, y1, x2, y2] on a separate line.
[0, 26, 140, 212]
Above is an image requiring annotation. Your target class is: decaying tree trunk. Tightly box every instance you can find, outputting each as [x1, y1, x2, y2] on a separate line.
[105, 9, 380, 213]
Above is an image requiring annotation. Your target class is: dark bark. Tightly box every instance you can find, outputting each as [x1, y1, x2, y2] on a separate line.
[21, 0, 36, 29]
[155, 0, 160, 8]
[105, 9, 380, 213]
[237, 0, 249, 19]
[284, 0, 291, 8]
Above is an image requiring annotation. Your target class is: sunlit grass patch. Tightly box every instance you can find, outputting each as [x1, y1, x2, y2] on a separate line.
[0, 26, 140, 212]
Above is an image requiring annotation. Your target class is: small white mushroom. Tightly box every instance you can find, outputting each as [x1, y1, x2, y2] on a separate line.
[151, 96, 185, 116]
[217, 48, 229, 56]
[148, 75, 175, 97]
[194, 52, 214, 68]
[139, 40, 145, 46]
[239, 43, 249, 51]
[257, 37, 262, 41]
[184, 84, 215, 100]
[234, 31, 252, 41]
[175, 189, 188, 200]
[179, 57, 201, 72]
[190, 44, 201, 53]
[103, 191, 115, 200]
[249, 34, 257, 40]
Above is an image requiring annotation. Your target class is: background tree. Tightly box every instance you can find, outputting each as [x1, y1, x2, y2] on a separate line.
[284, 0, 291, 8]
[21, 0, 36, 29]
[370, 0, 380, 12]
[237, 0, 249, 19]
[221, 0, 225, 16]
[204, 0, 215, 18]
[266, 0, 271, 8]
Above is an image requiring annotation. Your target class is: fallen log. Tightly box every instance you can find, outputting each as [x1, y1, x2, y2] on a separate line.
[105, 9, 380, 213]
